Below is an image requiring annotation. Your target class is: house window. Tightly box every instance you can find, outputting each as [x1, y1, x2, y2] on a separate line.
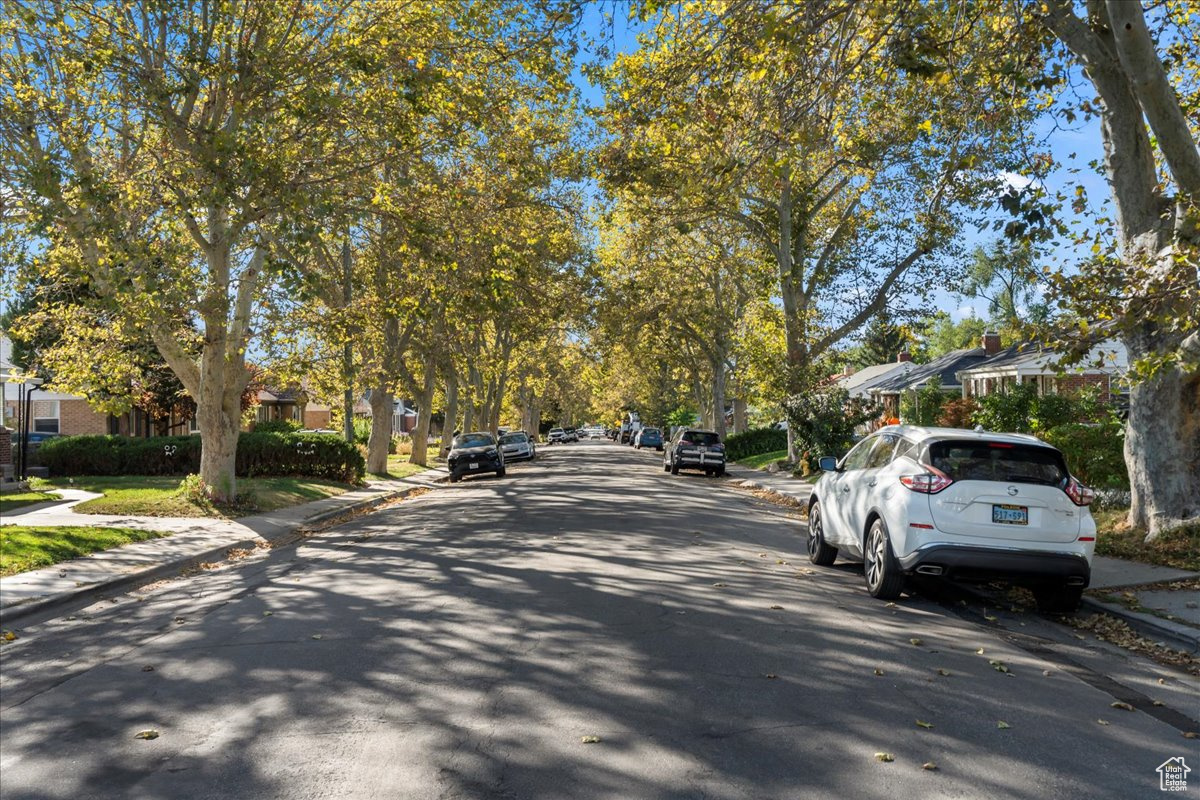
[33, 400, 59, 433]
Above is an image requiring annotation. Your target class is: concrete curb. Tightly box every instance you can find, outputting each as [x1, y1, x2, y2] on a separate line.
[0, 476, 443, 626]
[1079, 596, 1200, 655]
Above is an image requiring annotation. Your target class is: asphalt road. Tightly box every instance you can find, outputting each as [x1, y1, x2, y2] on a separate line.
[1, 441, 1195, 799]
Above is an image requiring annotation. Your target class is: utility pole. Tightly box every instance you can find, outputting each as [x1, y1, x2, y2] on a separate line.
[342, 238, 354, 444]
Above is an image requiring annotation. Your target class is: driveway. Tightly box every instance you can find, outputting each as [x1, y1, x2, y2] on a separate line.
[0, 441, 1193, 799]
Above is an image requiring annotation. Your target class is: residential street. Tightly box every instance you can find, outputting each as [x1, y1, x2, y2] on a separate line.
[1, 442, 1195, 800]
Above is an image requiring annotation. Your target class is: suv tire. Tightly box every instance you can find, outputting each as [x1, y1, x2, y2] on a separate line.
[670, 458, 680, 475]
[806, 503, 837, 566]
[864, 518, 904, 600]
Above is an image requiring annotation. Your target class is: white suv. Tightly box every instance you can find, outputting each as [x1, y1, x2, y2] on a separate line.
[807, 425, 1096, 612]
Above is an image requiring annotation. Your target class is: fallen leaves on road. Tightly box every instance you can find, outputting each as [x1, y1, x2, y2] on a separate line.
[765, 673, 778, 679]
[1184, 732, 1198, 739]
[997, 721, 1011, 729]
[712, 582, 728, 588]
[975, 647, 985, 655]
[1153, 700, 1165, 706]
[581, 735, 601, 744]
[874, 668, 885, 676]
[134, 730, 159, 740]
[1110, 701, 1134, 711]
[262, 611, 273, 617]
[311, 634, 323, 640]
[915, 720, 934, 729]
[884, 602, 897, 608]
[795, 568, 815, 576]
[1097, 719, 1110, 726]
[922, 762, 938, 771]
[1065, 612, 1199, 676]
[984, 614, 998, 622]
[769, 605, 784, 610]
[141, 665, 155, 672]
[1042, 669, 1053, 677]
[936, 669, 951, 677]
[874, 752, 894, 762]
[989, 660, 1010, 674]
[909, 638, 923, 646]
[2, 631, 17, 642]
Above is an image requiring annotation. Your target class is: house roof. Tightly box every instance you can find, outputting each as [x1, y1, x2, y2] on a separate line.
[956, 340, 1128, 379]
[869, 347, 992, 394]
[835, 363, 909, 397]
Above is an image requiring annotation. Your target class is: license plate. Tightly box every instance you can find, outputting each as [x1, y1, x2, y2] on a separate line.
[469, 462, 479, 470]
[992, 504, 1028, 525]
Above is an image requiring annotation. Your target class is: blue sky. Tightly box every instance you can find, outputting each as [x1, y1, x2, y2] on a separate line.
[568, 4, 1111, 330]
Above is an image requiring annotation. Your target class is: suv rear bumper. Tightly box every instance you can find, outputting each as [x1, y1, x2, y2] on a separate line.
[898, 544, 1091, 587]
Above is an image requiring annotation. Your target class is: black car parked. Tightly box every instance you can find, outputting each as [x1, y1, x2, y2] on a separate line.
[664, 428, 726, 476]
[448, 431, 505, 483]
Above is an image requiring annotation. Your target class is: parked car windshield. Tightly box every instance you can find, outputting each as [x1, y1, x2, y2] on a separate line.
[681, 431, 720, 446]
[926, 441, 1068, 486]
[453, 433, 494, 448]
[500, 433, 527, 444]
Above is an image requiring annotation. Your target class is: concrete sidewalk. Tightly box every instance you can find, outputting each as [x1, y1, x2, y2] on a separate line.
[0, 467, 446, 624]
[717, 455, 1199, 653]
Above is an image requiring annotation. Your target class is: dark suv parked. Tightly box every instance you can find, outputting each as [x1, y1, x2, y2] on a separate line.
[664, 428, 725, 476]
[448, 431, 505, 483]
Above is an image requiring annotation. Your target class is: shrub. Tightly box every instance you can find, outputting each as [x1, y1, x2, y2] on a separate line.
[352, 417, 372, 445]
[1041, 423, 1129, 490]
[782, 387, 877, 470]
[725, 427, 788, 462]
[899, 376, 947, 426]
[37, 432, 364, 483]
[254, 418, 302, 434]
[937, 397, 980, 428]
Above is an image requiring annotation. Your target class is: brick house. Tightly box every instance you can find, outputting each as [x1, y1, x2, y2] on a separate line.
[955, 340, 1127, 402]
[254, 387, 332, 430]
[868, 335, 1004, 420]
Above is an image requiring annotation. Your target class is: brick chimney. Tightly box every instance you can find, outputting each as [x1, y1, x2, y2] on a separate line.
[982, 332, 1002, 356]
[897, 351, 912, 363]
[843, 365, 857, 377]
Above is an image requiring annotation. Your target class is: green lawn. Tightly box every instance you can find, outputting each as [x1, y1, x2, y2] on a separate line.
[31, 476, 352, 518]
[1091, 508, 1200, 571]
[0, 525, 168, 577]
[384, 456, 431, 479]
[0, 491, 61, 515]
[737, 450, 789, 470]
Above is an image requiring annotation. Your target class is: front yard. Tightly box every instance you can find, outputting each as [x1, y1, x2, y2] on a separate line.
[30, 475, 353, 518]
[1091, 508, 1199, 572]
[0, 491, 60, 514]
[0, 525, 167, 577]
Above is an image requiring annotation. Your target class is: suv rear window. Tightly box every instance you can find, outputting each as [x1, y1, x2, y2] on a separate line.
[681, 431, 720, 446]
[926, 440, 1068, 486]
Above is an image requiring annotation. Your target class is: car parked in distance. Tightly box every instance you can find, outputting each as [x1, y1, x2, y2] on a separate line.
[447, 431, 505, 483]
[634, 427, 664, 451]
[664, 428, 725, 476]
[806, 425, 1096, 612]
[499, 431, 536, 463]
[547, 428, 565, 444]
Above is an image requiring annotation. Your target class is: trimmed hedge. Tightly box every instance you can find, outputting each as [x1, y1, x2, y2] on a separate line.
[38, 432, 364, 483]
[725, 427, 788, 462]
[1041, 423, 1129, 490]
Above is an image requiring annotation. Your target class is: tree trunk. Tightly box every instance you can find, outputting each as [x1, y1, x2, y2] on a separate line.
[441, 371, 458, 457]
[195, 357, 244, 501]
[366, 387, 392, 476]
[711, 360, 727, 440]
[410, 355, 437, 467]
[1123, 333, 1200, 538]
[732, 397, 747, 434]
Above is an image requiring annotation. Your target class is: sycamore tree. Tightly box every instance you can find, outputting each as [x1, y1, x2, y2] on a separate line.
[1020, 0, 1199, 537]
[597, 0, 1043, 457]
[0, 1, 413, 499]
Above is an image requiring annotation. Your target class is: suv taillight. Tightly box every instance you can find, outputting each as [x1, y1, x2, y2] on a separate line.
[1064, 477, 1095, 506]
[899, 467, 953, 494]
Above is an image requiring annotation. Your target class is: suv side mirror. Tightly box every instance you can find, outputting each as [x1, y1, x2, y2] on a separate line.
[818, 456, 839, 472]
